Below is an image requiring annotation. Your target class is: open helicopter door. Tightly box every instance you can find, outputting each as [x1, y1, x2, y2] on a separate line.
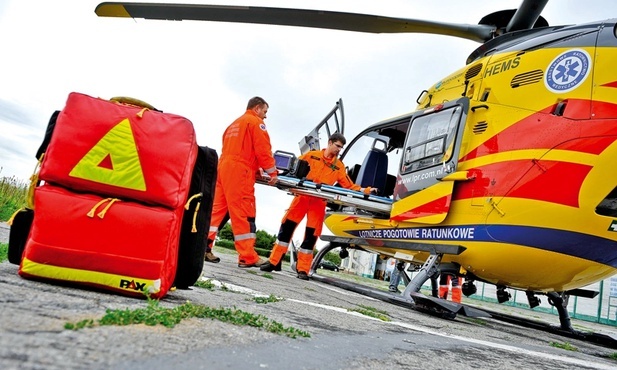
[298, 98, 344, 154]
[390, 98, 472, 224]
[268, 98, 394, 215]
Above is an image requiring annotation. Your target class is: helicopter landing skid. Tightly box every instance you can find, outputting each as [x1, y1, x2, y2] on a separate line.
[309, 273, 490, 319]
[310, 242, 486, 319]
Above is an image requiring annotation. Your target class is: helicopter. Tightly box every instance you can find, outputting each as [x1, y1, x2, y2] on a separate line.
[95, 0, 617, 332]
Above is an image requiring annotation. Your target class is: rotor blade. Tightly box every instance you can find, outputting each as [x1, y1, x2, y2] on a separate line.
[506, 0, 549, 32]
[95, 2, 496, 43]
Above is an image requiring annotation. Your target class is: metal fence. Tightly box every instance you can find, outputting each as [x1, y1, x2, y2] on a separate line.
[415, 274, 617, 327]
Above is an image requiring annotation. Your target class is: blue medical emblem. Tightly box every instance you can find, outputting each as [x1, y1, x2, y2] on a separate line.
[545, 49, 591, 93]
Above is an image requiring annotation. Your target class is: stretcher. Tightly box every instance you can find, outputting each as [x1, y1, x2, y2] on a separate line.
[262, 175, 393, 215]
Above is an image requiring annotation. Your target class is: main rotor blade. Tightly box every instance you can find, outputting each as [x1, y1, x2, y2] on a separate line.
[95, 2, 496, 43]
[506, 0, 548, 32]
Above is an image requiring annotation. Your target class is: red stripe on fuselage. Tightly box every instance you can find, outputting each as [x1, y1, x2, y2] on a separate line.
[391, 195, 450, 222]
[461, 100, 617, 162]
[454, 161, 591, 207]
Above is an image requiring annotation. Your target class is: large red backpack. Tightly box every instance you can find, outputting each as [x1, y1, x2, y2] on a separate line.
[11, 92, 216, 298]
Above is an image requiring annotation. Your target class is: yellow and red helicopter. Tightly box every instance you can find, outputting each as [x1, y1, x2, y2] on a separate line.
[95, 1, 617, 331]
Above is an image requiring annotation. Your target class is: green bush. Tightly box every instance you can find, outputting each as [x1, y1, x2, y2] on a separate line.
[323, 251, 342, 266]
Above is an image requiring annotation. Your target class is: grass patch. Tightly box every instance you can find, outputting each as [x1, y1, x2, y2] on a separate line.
[253, 294, 283, 304]
[194, 279, 215, 290]
[348, 305, 391, 322]
[462, 317, 487, 326]
[609, 352, 617, 360]
[549, 341, 578, 351]
[0, 175, 28, 222]
[65, 299, 310, 338]
[0, 242, 7, 263]
[261, 273, 273, 279]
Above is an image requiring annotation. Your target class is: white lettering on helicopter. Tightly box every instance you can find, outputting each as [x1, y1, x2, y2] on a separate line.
[356, 227, 475, 240]
[398, 168, 444, 185]
[421, 227, 475, 239]
[483, 56, 521, 78]
[358, 229, 384, 238]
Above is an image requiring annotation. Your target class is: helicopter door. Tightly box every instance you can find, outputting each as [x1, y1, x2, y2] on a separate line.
[298, 98, 345, 154]
[591, 22, 617, 119]
[390, 100, 468, 224]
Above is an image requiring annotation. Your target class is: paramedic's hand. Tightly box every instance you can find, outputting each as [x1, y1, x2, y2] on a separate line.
[268, 173, 279, 186]
[362, 187, 379, 195]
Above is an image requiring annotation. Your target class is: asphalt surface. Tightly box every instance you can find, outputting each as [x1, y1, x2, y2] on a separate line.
[1, 221, 617, 370]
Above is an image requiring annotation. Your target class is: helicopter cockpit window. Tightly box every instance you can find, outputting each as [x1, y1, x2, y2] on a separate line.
[402, 106, 462, 174]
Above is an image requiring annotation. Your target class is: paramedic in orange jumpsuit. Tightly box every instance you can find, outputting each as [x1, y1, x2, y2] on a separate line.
[207, 96, 278, 268]
[260, 133, 377, 280]
[439, 273, 463, 303]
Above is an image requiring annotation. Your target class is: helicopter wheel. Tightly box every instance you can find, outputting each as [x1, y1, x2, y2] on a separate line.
[462, 280, 477, 297]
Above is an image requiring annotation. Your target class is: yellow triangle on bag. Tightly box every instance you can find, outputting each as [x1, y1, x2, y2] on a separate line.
[69, 118, 146, 191]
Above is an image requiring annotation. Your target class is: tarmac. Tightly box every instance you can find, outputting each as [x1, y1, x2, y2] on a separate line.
[1, 221, 617, 370]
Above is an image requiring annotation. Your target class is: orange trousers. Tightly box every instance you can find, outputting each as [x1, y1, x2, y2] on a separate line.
[439, 274, 463, 303]
[208, 161, 260, 265]
[268, 195, 326, 273]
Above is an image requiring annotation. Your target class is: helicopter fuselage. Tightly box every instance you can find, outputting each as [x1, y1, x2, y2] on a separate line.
[325, 19, 617, 292]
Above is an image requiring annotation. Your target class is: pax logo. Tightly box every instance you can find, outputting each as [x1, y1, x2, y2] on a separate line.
[609, 221, 617, 232]
[119, 279, 147, 291]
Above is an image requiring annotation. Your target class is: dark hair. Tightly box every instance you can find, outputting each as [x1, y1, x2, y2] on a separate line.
[329, 132, 346, 145]
[247, 96, 268, 109]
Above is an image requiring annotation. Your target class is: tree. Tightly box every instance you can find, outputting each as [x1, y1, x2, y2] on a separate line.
[255, 230, 276, 250]
[324, 250, 342, 266]
[218, 223, 234, 241]
[217, 222, 276, 250]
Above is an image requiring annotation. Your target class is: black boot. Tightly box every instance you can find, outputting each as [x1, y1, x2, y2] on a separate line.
[260, 261, 277, 272]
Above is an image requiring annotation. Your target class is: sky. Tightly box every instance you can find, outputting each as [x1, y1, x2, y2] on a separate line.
[0, 0, 614, 239]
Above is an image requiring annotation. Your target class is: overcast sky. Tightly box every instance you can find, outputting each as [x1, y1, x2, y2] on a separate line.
[0, 0, 613, 237]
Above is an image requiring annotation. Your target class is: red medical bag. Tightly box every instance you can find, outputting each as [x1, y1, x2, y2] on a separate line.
[16, 92, 209, 298]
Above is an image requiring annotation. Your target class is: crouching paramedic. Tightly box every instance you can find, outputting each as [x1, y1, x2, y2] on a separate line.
[207, 96, 278, 268]
[260, 133, 377, 280]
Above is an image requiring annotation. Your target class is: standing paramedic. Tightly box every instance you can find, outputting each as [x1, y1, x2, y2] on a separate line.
[260, 133, 377, 280]
[207, 96, 278, 268]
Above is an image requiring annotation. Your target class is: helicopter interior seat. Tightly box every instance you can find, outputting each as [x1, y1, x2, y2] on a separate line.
[354, 147, 394, 197]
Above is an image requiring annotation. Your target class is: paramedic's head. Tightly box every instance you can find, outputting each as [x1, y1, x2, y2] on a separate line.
[247, 96, 269, 119]
[327, 132, 346, 157]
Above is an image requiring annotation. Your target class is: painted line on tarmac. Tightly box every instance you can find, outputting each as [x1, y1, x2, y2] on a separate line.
[200, 277, 614, 370]
[287, 298, 615, 370]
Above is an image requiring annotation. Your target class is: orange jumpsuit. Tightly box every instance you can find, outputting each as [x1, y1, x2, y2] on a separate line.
[267, 149, 367, 273]
[208, 110, 277, 265]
